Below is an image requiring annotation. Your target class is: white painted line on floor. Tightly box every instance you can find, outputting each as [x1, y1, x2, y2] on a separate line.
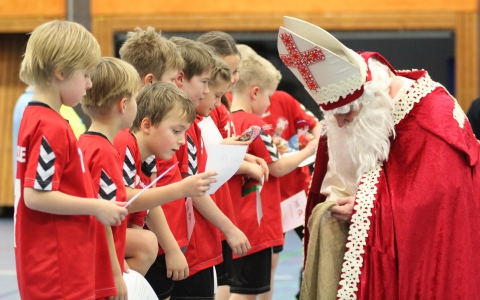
[274, 275, 295, 281]
[0, 270, 16, 276]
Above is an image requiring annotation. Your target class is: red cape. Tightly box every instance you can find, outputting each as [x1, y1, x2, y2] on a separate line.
[305, 70, 480, 299]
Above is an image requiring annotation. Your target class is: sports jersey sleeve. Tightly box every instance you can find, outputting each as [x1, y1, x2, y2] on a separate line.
[250, 131, 279, 164]
[23, 121, 76, 191]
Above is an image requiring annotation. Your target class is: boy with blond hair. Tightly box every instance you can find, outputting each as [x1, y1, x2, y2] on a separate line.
[119, 27, 191, 299]
[228, 49, 318, 300]
[169, 36, 251, 300]
[15, 21, 128, 299]
[79, 57, 142, 299]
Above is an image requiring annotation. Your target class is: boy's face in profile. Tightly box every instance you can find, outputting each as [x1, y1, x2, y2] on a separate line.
[252, 84, 276, 117]
[146, 108, 191, 160]
[176, 70, 211, 108]
[196, 80, 230, 117]
[59, 69, 93, 108]
[120, 91, 139, 130]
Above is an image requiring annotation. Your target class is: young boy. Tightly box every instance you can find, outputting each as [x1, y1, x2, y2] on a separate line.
[169, 36, 251, 299]
[119, 26, 182, 86]
[79, 57, 142, 299]
[14, 21, 128, 299]
[228, 49, 318, 300]
[119, 27, 191, 299]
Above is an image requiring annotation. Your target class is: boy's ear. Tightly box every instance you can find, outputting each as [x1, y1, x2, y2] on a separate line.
[175, 71, 185, 87]
[250, 86, 260, 100]
[140, 117, 152, 134]
[143, 74, 155, 85]
[53, 66, 65, 81]
[117, 97, 128, 114]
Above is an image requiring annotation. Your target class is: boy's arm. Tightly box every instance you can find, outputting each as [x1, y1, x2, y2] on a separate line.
[105, 225, 127, 300]
[190, 191, 250, 257]
[145, 206, 189, 281]
[24, 188, 127, 226]
[268, 139, 318, 177]
[125, 171, 217, 213]
[236, 161, 264, 182]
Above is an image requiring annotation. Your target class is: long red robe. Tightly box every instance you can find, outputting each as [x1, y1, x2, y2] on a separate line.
[305, 70, 480, 299]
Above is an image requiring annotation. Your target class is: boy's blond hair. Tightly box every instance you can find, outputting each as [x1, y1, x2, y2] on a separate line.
[131, 82, 195, 132]
[20, 20, 101, 89]
[210, 56, 232, 88]
[232, 50, 282, 94]
[236, 44, 257, 58]
[82, 57, 141, 118]
[119, 27, 184, 79]
[169, 37, 216, 79]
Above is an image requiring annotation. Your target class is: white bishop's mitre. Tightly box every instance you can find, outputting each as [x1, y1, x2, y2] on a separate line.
[277, 17, 369, 111]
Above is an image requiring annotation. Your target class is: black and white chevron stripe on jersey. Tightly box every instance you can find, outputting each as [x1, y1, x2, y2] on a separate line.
[142, 155, 157, 177]
[34, 137, 55, 190]
[260, 131, 279, 162]
[98, 170, 117, 200]
[123, 147, 136, 188]
[187, 134, 198, 175]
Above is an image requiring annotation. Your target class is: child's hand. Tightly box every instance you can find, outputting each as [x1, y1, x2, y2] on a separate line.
[245, 155, 269, 181]
[181, 171, 217, 197]
[123, 259, 130, 274]
[224, 226, 251, 257]
[94, 200, 128, 226]
[110, 273, 128, 300]
[165, 248, 189, 281]
[245, 163, 263, 183]
[305, 138, 319, 155]
[220, 136, 252, 146]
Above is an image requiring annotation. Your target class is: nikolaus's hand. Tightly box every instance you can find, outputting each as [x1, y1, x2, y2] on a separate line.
[331, 196, 355, 222]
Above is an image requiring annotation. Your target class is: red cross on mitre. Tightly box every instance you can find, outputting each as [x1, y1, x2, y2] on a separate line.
[279, 32, 326, 91]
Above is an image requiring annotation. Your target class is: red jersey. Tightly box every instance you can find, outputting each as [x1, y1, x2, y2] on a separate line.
[14, 102, 97, 300]
[176, 120, 222, 275]
[207, 107, 237, 230]
[79, 132, 128, 281]
[113, 129, 148, 227]
[149, 155, 189, 255]
[230, 110, 284, 256]
[262, 90, 317, 200]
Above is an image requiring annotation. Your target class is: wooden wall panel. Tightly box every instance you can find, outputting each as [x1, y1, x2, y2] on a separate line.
[93, 12, 478, 111]
[455, 13, 478, 110]
[91, 0, 477, 15]
[0, 34, 29, 206]
[0, 0, 65, 17]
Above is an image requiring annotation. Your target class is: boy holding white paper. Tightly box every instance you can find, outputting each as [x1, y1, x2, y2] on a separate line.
[169, 37, 251, 300]
[228, 47, 319, 300]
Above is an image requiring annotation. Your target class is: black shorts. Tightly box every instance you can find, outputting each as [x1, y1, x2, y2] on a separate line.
[272, 245, 284, 253]
[170, 267, 214, 299]
[215, 240, 233, 286]
[230, 247, 272, 295]
[144, 254, 175, 299]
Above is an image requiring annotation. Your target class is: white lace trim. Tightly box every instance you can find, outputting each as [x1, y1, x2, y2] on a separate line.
[337, 163, 383, 300]
[436, 83, 466, 129]
[308, 50, 368, 105]
[335, 72, 442, 299]
[392, 72, 437, 125]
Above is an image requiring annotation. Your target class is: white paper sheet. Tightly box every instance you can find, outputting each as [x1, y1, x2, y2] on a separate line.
[125, 163, 178, 208]
[123, 270, 159, 300]
[281, 151, 315, 167]
[197, 116, 223, 149]
[281, 190, 307, 232]
[256, 190, 263, 225]
[204, 144, 248, 194]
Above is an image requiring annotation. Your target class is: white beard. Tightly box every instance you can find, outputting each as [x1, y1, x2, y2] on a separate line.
[325, 92, 395, 185]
